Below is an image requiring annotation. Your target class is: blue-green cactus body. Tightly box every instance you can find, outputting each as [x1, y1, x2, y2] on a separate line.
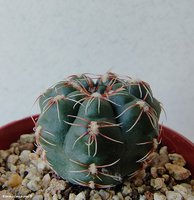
[35, 72, 161, 189]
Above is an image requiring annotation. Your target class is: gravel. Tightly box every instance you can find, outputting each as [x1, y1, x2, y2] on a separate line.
[0, 133, 194, 200]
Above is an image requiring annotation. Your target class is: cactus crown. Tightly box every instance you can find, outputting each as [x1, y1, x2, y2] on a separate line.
[34, 72, 161, 189]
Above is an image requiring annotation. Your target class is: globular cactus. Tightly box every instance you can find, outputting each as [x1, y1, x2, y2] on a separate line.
[34, 72, 161, 189]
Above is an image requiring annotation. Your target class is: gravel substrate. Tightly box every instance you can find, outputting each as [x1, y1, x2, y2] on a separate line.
[0, 134, 194, 200]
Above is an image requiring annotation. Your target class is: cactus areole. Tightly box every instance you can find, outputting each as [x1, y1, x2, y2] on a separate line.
[34, 72, 161, 189]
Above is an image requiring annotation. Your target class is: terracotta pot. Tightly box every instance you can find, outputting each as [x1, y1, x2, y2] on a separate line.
[0, 115, 194, 176]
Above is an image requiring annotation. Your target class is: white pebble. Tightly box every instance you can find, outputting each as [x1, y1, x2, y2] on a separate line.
[19, 150, 31, 163]
[186, 195, 194, 200]
[26, 177, 41, 191]
[165, 191, 183, 200]
[69, 193, 76, 200]
[180, 183, 193, 194]
[29, 153, 49, 172]
[112, 195, 120, 200]
[154, 192, 167, 200]
[75, 191, 86, 200]
[139, 195, 146, 200]
[173, 184, 188, 199]
[42, 174, 51, 189]
[9, 164, 17, 172]
[98, 189, 110, 199]
[32, 194, 43, 200]
[53, 194, 58, 200]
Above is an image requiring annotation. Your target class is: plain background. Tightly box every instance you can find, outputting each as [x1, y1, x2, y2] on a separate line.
[0, 1, 194, 142]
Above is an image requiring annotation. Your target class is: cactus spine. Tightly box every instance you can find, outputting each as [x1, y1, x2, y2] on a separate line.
[34, 72, 161, 189]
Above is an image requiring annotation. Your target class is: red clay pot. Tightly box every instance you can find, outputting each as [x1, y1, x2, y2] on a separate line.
[0, 115, 194, 176]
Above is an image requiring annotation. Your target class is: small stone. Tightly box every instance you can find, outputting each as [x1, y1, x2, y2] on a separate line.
[133, 177, 144, 186]
[159, 146, 168, 155]
[131, 188, 139, 200]
[29, 152, 39, 160]
[158, 146, 169, 166]
[13, 185, 31, 195]
[42, 174, 51, 189]
[10, 142, 20, 147]
[0, 177, 6, 184]
[137, 185, 146, 194]
[112, 195, 120, 200]
[75, 191, 86, 200]
[26, 177, 41, 191]
[139, 195, 146, 200]
[117, 192, 124, 199]
[25, 165, 40, 180]
[20, 134, 35, 144]
[32, 194, 44, 200]
[122, 185, 132, 196]
[44, 192, 52, 200]
[162, 174, 170, 183]
[0, 150, 9, 160]
[18, 164, 27, 177]
[138, 169, 146, 179]
[157, 167, 166, 175]
[19, 142, 35, 151]
[180, 183, 193, 194]
[144, 191, 154, 200]
[98, 189, 110, 199]
[190, 179, 194, 186]
[7, 154, 19, 164]
[173, 184, 188, 199]
[165, 163, 191, 180]
[7, 173, 23, 187]
[168, 153, 186, 166]
[151, 178, 165, 190]
[124, 197, 132, 200]
[187, 195, 194, 200]
[0, 166, 5, 174]
[153, 192, 166, 200]
[29, 153, 49, 172]
[160, 186, 168, 194]
[53, 194, 58, 200]
[19, 150, 31, 163]
[14, 147, 20, 155]
[151, 167, 158, 178]
[45, 178, 67, 195]
[90, 192, 102, 200]
[69, 193, 76, 200]
[8, 147, 15, 154]
[9, 164, 17, 172]
[165, 191, 183, 200]
[108, 190, 116, 197]
[150, 152, 161, 166]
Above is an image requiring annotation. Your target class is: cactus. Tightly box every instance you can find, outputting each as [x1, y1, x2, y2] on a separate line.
[34, 72, 161, 189]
